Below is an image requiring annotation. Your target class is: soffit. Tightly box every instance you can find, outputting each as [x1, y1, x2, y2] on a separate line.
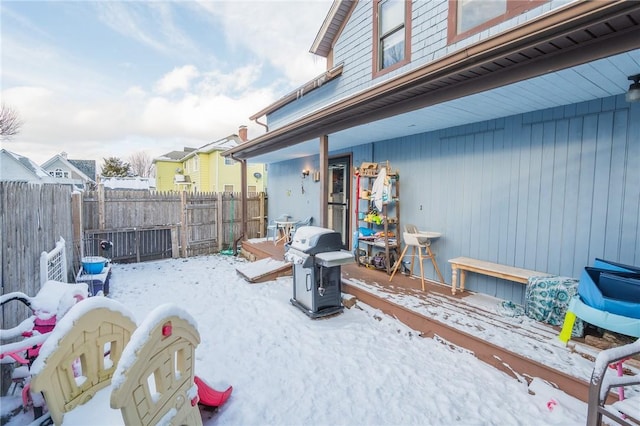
[310, 0, 356, 57]
[227, 1, 640, 162]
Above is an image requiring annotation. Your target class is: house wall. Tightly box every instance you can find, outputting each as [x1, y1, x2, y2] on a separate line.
[43, 158, 90, 189]
[268, 0, 572, 130]
[155, 161, 181, 192]
[267, 157, 322, 225]
[0, 156, 41, 182]
[267, 94, 640, 305]
[246, 163, 268, 193]
[212, 155, 268, 193]
[219, 153, 238, 191]
[155, 155, 268, 193]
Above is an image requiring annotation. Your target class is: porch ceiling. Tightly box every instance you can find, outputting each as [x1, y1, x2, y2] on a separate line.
[229, 1, 640, 164]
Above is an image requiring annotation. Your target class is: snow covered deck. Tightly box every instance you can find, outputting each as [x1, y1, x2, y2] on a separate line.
[240, 238, 638, 405]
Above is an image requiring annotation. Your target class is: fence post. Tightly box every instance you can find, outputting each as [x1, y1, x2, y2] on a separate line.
[217, 192, 224, 251]
[180, 191, 188, 258]
[171, 225, 179, 258]
[98, 184, 106, 230]
[134, 228, 141, 263]
[259, 191, 266, 237]
[72, 192, 84, 262]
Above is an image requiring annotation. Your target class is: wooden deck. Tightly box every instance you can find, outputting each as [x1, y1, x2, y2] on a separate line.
[239, 239, 616, 404]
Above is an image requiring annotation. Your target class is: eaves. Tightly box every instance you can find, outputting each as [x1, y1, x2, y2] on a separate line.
[224, 0, 640, 161]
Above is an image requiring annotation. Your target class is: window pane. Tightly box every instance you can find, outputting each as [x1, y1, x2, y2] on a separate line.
[381, 29, 404, 69]
[458, 0, 506, 33]
[380, 0, 404, 35]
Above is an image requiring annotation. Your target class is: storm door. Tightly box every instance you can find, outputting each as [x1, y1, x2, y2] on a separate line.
[327, 156, 351, 249]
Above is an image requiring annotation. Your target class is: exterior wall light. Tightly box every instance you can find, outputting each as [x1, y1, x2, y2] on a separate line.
[626, 74, 640, 103]
[302, 169, 310, 178]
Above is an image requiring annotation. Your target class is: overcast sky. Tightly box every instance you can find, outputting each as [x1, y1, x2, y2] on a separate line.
[1, 1, 332, 166]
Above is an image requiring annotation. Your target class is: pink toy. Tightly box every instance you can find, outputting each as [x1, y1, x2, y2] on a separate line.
[1, 281, 88, 417]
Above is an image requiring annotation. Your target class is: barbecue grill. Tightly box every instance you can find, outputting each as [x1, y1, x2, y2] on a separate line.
[284, 226, 354, 318]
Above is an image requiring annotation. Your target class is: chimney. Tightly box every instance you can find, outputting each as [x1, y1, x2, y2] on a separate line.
[60, 151, 68, 159]
[238, 125, 248, 142]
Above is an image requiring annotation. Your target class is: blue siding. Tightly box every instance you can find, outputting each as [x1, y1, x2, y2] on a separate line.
[268, 0, 569, 130]
[268, 95, 640, 305]
[267, 159, 322, 224]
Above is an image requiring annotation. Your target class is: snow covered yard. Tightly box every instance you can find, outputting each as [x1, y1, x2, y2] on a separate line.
[3, 254, 589, 425]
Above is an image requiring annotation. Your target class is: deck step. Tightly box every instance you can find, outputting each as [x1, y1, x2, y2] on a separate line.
[236, 257, 291, 283]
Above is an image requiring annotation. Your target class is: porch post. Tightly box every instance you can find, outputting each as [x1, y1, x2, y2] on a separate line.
[319, 135, 329, 228]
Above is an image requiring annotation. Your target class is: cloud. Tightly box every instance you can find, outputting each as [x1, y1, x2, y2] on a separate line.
[194, 1, 331, 86]
[155, 65, 201, 94]
[94, 2, 169, 54]
[1, 65, 275, 165]
[1, 1, 332, 166]
[94, 2, 204, 61]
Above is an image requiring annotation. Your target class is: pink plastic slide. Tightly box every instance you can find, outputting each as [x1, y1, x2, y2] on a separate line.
[194, 376, 233, 408]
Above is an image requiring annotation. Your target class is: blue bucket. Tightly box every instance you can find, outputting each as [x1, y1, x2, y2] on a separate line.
[82, 256, 106, 274]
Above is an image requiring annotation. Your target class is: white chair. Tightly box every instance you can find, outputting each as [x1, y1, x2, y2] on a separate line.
[289, 216, 313, 240]
[266, 214, 291, 242]
[389, 224, 444, 290]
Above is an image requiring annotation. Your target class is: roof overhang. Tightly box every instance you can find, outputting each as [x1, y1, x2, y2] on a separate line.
[249, 64, 344, 121]
[310, 0, 355, 57]
[224, 0, 640, 162]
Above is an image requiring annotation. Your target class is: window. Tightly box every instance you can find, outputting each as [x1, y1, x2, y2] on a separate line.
[186, 156, 198, 172]
[248, 185, 257, 194]
[51, 168, 69, 178]
[373, 0, 411, 77]
[448, 0, 548, 43]
[224, 185, 234, 193]
[224, 157, 235, 166]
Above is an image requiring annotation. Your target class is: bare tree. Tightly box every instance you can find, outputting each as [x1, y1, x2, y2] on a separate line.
[128, 151, 154, 177]
[0, 103, 23, 140]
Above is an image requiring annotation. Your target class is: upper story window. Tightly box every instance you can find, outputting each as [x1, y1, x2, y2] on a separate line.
[50, 168, 69, 178]
[186, 156, 198, 172]
[448, 0, 548, 43]
[224, 157, 235, 166]
[373, 0, 411, 78]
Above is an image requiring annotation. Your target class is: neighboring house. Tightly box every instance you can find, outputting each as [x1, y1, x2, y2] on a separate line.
[154, 126, 267, 193]
[224, 1, 640, 305]
[99, 176, 156, 190]
[0, 149, 56, 184]
[41, 152, 96, 191]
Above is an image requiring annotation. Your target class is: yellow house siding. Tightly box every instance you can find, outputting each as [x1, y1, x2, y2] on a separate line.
[155, 161, 181, 192]
[247, 163, 267, 192]
[196, 153, 211, 192]
[154, 150, 267, 193]
[218, 153, 240, 191]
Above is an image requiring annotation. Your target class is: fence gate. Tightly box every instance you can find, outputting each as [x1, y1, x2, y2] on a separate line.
[182, 192, 219, 257]
[82, 227, 177, 265]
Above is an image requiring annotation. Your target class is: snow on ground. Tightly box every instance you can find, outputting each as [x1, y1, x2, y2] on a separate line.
[2, 254, 594, 425]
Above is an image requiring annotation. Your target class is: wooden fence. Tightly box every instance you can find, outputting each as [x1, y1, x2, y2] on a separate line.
[1, 183, 267, 331]
[82, 187, 267, 259]
[0, 182, 75, 330]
